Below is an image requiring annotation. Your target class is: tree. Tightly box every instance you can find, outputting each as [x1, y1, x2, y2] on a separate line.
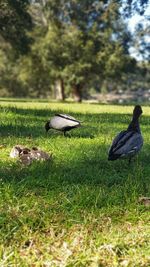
[132, 22, 150, 61]
[31, 0, 136, 101]
[1, 0, 148, 98]
[0, 0, 33, 54]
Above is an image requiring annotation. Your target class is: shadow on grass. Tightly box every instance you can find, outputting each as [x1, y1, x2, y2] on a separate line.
[1, 142, 150, 211]
[0, 124, 46, 138]
[0, 106, 149, 138]
[0, 105, 150, 214]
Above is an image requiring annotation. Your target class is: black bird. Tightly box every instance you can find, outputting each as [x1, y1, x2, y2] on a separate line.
[108, 105, 143, 162]
[45, 113, 81, 136]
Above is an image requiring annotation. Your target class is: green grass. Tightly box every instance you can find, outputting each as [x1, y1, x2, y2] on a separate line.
[0, 100, 150, 266]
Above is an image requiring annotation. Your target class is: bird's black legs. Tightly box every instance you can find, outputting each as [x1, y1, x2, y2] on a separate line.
[63, 131, 71, 137]
[128, 157, 132, 165]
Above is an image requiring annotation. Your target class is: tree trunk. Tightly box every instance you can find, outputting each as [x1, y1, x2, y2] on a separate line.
[54, 78, 65, 101]
[72, 84, 82, 102]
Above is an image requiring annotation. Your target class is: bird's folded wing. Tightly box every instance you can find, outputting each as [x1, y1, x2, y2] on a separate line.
[51, 115, 80, 130]
[112, 132, 143, 155]
[109, 130, 127, 153]
[55, 114, 80, 123]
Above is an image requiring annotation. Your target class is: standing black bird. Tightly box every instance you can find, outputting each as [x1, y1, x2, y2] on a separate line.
[108, 105, 143, 162]
[45, 113, 81, 136]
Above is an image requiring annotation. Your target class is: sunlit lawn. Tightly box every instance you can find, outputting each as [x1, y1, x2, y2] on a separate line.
[0, 100, 150, 266]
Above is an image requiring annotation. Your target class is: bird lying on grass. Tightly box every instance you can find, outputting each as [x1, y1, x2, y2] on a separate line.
[45, 113, 81, 136]
[10, 145, 52, 165]
[108, 105, 143, 163]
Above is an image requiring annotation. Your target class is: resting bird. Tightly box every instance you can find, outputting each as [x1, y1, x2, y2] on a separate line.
[45, 113, 81, 136]
[108, 105, 143, 162]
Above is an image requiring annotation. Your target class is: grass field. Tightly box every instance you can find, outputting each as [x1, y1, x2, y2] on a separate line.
[0, 100, 150, 266]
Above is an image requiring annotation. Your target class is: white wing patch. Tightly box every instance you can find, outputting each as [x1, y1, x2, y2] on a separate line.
[56, 114, 80, 122]
[50, 115, 80, 130]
